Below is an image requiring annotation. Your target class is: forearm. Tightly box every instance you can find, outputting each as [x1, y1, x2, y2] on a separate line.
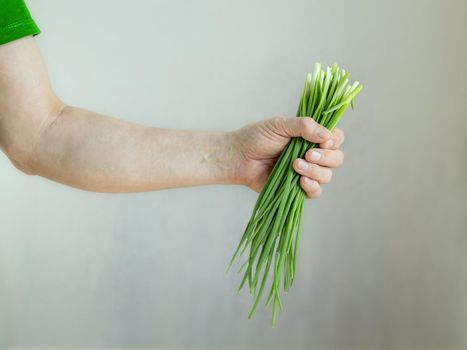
[0, 37, 242, 192]
[29, 105, 241, 192]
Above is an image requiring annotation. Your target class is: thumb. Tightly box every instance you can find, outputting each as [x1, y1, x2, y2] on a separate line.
[273, 116, 332, 143]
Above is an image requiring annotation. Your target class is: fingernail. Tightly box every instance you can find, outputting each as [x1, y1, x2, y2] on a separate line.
[297, 159, 308, 170]
[323, 139, 334, 148]
[310, 150, 321, 161]
[304, 177, 317, 187]
[317, 127, 331, 139]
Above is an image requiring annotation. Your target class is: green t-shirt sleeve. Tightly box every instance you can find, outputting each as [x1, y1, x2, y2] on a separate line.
[0, 0, 40, 45]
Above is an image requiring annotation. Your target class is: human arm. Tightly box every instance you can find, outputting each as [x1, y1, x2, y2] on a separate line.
[0, 36, 344, 195]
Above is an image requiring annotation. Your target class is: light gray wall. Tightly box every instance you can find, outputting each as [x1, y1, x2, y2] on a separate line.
[1, 0, 466, 349]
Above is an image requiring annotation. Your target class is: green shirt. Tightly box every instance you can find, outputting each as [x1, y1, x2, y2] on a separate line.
[0, 0, 40, 45]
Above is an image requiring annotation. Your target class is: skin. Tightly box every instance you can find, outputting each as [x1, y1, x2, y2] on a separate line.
[0, 36, 345, 198]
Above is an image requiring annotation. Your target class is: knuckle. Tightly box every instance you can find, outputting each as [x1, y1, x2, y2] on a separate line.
[339, 129, 345, 142]
[315, 186, 323, 197]
[298, 117, 310, 133]
[300, 176, 314, 191]
[310, 186, 322, 198]
[298, 117, 308, 126]
[293, 158, 303, 171]
[335, 128, 345, 143]
[338, 150, 344, 164]
[300, 118, 319, 137]
[300, 176, 309, 191]
[334, 150, 344, 165]
[308, 163, 319, 176]
[321, 169, 333, 184]
[300, 176, 322, 199]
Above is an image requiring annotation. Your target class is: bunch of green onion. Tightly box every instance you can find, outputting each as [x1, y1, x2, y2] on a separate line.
[228, 63, 362, 327]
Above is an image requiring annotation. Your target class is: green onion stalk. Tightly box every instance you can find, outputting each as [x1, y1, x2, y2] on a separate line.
[228, 63, 362, 327]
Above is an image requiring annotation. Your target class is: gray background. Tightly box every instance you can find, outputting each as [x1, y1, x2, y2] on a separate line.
[1, 0, 466, 349]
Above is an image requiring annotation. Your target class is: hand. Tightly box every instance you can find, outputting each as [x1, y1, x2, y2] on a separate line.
[231, 116, 345, 198]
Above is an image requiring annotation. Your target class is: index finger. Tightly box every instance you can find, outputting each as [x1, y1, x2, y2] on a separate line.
[287, 116, 332, 144]
[320, 127, 344, 150]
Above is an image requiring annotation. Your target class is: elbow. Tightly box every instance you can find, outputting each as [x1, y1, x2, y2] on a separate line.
[7, 153, 37, 175]
[3, 134, 41, 176]
[2, 98, 66, 176]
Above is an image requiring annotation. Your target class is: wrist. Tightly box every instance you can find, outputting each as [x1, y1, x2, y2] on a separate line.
[215, 131, 246, 186]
